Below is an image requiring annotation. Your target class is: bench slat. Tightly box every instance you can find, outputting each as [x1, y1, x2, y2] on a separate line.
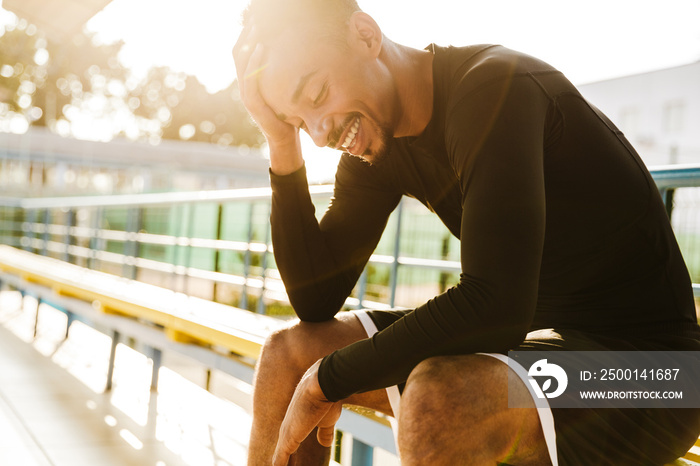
[0, 245, 283, 358]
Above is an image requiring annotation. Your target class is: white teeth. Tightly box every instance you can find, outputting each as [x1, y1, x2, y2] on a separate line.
[342, 118, 360, 149]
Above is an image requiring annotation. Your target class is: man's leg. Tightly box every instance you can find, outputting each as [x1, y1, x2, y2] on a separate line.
[247, 311, 393, 466]
[398, 354, 552, 466]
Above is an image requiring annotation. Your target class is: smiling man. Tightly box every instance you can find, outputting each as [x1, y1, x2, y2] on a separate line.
[233, 0, 700, 465]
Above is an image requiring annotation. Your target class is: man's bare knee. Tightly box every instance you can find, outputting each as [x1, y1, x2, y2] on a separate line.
[256, 314, 394, 415]
[259, 320, 324, 373]
[258, 313, 369, 375]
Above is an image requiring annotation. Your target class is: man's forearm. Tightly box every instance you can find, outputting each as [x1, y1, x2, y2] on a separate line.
[270, 166, 351, 320]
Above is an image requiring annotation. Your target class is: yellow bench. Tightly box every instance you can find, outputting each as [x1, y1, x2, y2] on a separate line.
[667, 437, 700, 464]
[1, 244, 698, 463]
[0, 244, 282, 360]
[0, 244, 397, 455]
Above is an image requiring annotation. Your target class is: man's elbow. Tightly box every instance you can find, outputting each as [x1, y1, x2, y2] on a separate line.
[502, 324, 530, 350]
[480, 308, 533, 352]
[288, 294, 345, 323]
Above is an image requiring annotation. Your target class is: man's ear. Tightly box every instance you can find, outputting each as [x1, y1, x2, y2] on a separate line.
[348, 12, 382, 57]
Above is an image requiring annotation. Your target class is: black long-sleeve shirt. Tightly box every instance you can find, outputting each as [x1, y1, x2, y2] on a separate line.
[269, 44, 698, 402]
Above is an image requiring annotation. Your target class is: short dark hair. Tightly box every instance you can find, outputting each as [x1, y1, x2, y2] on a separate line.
[241, 0, 361, 45]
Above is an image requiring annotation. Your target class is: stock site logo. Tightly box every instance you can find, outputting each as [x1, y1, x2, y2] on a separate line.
[528, 359, 568, 399]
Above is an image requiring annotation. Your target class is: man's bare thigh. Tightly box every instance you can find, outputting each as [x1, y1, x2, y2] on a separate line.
[399, 354, 551, 465]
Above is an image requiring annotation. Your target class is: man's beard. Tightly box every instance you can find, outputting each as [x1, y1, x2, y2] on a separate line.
[360, 122, 391, 166]
[329, 112, 392, 166]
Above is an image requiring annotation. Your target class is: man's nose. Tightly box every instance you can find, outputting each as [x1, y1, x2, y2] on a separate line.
[307, 115, 333, 148]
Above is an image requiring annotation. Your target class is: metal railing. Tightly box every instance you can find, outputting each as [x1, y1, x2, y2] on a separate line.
[2, 165, 700, 317]
[0, 186, 462, 316]
[653, 164, 700, 296]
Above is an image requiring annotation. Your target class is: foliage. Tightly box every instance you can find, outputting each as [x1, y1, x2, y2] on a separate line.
[0, 15, 262, 147]
[138, 70, 264, 148]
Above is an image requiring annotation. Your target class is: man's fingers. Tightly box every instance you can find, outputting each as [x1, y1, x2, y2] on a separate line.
[233, 26, 257, 94]
[237, 44, 265, 111]
[244, 43, 266, 81]
[316, 425, 335, 448]
[238, 44, 264, 105]
[317, 402, 342, 447]
[237, 43, 299, 143]
[272, 436, 298, 466]
[233, 26, 301, 148]
[238, 44, 274, 121]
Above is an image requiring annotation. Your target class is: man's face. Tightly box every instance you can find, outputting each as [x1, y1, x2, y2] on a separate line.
[257, 26, 396, 164]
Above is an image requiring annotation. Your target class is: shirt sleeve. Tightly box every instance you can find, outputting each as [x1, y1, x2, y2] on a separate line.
[270, 157, 401, 322]
[318, 73, 551, 401]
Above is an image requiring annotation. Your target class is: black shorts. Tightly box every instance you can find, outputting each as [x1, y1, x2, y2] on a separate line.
[366, 309, 700, 466]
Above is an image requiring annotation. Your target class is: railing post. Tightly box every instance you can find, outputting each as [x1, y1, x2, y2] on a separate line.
[257, 202, 272, 314]
[389, 198, 404, 308]
[664, 189, 675, 220]
[64, 311, 74, 339]
[439, 232, 452, 293]
[205, 369, 213, 391]
[63, 208, 76, 263]
[23, 209, 36, 252]
[40, 209, 50, 256]
[212, 203, 225, 302]
[183, 204, 196, 295]
[16, 206, 24, 246]
[122, 207, 143, 280]
[172, 203, 194, 294]
[149, 346, 162, 391]
[357, 268, 368, 309]
[33, 296, 42, 339]
[105, 330, 120, 392]
[88, 206, 104, 270]
[241, 202, 255, 311]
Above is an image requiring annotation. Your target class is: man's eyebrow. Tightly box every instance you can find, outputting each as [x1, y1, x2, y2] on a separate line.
[292, 71, 317, 104]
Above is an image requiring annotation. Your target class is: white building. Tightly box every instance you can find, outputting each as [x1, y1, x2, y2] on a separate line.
[0, 127, 270, 196]
[578, 61, 700, 167]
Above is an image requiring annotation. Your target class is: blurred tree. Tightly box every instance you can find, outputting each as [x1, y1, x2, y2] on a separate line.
[0, 14, 263, 148]
[134, 70, 263, 148]
[0, 19, 44, 125]
[163, 77, 264, 148]
[40, 33, 128, 129]
[0, 18, 127, 131]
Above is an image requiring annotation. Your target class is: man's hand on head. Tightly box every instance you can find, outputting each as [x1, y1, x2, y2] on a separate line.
[272, 360, 342, 466]
[233, 28, 304, 175]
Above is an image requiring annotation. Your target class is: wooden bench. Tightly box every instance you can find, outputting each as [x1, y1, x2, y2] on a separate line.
[0, 244, 397, 457]
[667, 438, 700, 465]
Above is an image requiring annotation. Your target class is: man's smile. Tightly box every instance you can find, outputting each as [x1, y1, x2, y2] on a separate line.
[341, 117, 360, 152]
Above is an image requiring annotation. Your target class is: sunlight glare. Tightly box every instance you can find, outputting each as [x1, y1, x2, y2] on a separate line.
[120, 428, 144, 450]
[86, 0, 242, 93]
[83, 0, 700, 94]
